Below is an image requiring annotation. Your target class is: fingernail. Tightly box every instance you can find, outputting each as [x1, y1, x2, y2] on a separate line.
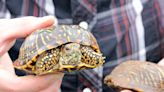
[34, 16, 58, 28]
[39, 16, 55, 24]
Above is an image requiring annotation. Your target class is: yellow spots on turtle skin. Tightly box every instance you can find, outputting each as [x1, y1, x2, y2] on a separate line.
[47, 61, 51, 65]
[30, 51, 34, 54]
[81, 46, 105, 67]
[45, 56, 49, 59]
[91, 45, 100, 53]
[33, 48, 60, 74]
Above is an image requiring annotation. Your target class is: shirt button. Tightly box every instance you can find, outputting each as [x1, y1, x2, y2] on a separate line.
[83, 87, 92, 92]
[79, 21, 88, 30]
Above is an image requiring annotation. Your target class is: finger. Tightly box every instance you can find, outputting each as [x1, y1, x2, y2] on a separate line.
[39, 77, 63, 92]
[15, 73, 64, 92]
[0, 69, 18, 91]
[0, 16, 57, 56]
[1, 16, 56, 40]
[0, 39, 15, 56]
[121, 90, 133, 92]
[0, 53, 15, 74]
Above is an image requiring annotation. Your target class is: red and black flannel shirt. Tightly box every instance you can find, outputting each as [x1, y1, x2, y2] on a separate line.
[1, 0, 164, 92]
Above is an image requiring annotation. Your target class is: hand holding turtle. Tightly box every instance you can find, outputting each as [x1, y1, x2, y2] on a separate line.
[0, 16, 64, 92]
[0, 16, 56, 56]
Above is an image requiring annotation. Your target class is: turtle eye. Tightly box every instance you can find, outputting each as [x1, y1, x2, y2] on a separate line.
[65, 47, 70, 51]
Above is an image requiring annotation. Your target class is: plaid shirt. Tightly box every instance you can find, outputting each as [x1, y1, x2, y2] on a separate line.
[1, 0, 164, 92]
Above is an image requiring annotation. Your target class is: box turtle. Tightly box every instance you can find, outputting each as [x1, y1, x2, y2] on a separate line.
[14, 25, 105, 75]
[104, 61, 164, 92]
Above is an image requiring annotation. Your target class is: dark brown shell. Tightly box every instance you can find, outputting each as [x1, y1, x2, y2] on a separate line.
[104, 61, 164, 92]
[17, 25, 100, 66]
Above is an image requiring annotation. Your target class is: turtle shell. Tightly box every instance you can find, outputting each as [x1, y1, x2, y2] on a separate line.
[16, 25, 100, 68]
[104, 61, 164, 92]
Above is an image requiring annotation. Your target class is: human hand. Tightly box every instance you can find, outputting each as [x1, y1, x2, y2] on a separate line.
[0, 53, 63, 92]
[0, 16, 64, 92]
[0, 16, 57, 56]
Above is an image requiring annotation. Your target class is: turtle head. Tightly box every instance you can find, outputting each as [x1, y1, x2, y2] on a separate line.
[59, 43, 82, 66]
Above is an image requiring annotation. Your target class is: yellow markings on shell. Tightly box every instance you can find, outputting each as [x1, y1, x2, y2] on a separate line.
[31, 57, 37, 62]
[40, 32, 55, 50]
[155, 65, 164, 80]
[46, 29, 53, 32]
[68, 30, 72, 35]
[61, 25, 66, 32]
[35, 33, 39, 52]
[59, 65, 74, 71]
[21, 65, 28, 69]
[86, 32, 91, 38]
[25, 60, 34, 68]
[41, 33, 47, 45]
[147, 68, 156, 83]
[32, 66, 35, 71]
[149, 73, 157, 87]
[46, 36, 51, 41]
[67, 36, 71, 42]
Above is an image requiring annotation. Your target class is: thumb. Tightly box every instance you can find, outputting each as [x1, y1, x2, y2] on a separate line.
[0, 39, 15, 56]
[1, 16, 56, 40]
[121, 90, 133, 92]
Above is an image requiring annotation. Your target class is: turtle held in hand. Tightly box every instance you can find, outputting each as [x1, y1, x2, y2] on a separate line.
[104, 61, 164, 92]
[14, 25, 105, 75]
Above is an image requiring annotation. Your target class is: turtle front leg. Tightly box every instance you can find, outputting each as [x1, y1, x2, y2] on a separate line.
[35, 48, 60, 75]
[80, 46, 105, 68]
